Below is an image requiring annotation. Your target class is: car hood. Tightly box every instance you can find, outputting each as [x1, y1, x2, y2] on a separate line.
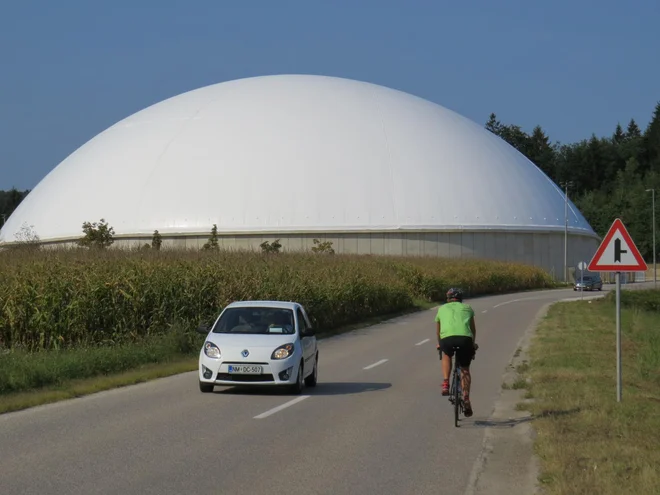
[206, 333, 294, 347]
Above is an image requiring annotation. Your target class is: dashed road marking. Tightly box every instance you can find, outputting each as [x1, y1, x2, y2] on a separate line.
[492, 295, 548, 309]
[254, 396, 310, 419]
[363, 359, 388, 370]
[415, 339, 430, 346]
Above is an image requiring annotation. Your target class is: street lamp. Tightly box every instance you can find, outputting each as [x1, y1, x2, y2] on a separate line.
[646, 188, 656, 288]
[560, 181, 574, 283]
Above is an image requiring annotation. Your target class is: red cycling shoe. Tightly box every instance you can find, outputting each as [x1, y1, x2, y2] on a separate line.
[442, 379, 449, 396]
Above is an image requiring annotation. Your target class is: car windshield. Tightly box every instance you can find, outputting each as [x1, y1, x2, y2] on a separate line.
[212, 307, 296, 335]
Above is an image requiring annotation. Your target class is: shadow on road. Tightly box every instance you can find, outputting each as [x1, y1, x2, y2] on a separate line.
[459, 407, 581, 429]
[307, 382, 392, 396]
[469, 416, 535, 429]
[215, 381, 391, 396]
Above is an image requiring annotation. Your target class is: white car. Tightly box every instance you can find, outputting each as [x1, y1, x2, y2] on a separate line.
[196, 300, 318, 394]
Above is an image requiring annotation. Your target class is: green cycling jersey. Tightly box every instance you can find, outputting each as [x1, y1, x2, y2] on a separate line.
[434, 301, 474, 340]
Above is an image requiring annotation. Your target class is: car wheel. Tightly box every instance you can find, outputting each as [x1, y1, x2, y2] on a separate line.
[305, 353, 318, 387]
[289, 361, 304, 395]
[199, 381, 214, 393]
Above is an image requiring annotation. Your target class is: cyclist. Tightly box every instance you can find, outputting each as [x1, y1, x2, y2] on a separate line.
[434, 287, 478, 417]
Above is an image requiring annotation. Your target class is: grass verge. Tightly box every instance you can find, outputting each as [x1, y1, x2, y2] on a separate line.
[0, 358, 198, 415]
[520, 292, 660, 494]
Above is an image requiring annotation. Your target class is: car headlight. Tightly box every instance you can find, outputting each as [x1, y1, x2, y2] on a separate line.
[271, 343, 294, 360]
[204, 341, 221, 359]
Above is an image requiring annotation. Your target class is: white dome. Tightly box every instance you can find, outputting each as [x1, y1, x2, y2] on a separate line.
[1, 74, 595, 244]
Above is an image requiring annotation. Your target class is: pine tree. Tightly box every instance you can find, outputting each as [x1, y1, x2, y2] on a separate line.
[613, 123, 625, 144]
[626, 118, 642, 139]
[643, 101, 660, 173]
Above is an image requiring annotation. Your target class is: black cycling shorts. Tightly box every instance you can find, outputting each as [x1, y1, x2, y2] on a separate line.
[439, 336, 475, 368]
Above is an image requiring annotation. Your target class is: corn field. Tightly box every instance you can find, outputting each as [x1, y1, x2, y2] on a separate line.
[0, 248, 555, 351]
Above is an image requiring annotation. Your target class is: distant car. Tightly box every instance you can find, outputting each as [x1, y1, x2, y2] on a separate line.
[574, 274, 603, 291]
[196, 300, 318, 394]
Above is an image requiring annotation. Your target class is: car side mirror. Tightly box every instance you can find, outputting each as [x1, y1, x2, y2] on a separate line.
[302, 327, 315, 337]
[196, 324, 210, 335]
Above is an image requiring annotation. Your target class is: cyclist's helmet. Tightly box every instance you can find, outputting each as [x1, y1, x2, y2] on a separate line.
[446, 287, 463, 302]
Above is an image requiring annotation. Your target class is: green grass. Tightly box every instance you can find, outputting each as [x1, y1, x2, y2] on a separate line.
[0, 358, 199, 415]
[522, 291, 660, 494]
[0, 323, 201, 395]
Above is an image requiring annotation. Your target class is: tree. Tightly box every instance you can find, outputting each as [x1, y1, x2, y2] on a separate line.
[152, 230, 162, 250]
[78, 218, 115, 249]
[643, 101, 660, 173]
[526, 125, 556, 177]
[202, 224, 219, 250]
[485, 113, 503, 135]
[613, 123, 625, 144]
[0, 188, 30, 220]
[483, 102, 659, 262]
[626, 118, 642, 140]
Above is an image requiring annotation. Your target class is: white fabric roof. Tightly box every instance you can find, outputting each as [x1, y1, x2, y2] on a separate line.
[1, 74, 595, 243]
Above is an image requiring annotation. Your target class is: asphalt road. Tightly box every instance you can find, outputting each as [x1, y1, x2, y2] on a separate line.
[0, 284, 633, 495]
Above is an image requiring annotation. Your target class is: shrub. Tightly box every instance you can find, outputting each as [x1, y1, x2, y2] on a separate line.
[312, 239, 335, 254]
[605, 288, 660, 312]
[78, 218, 114, 249]
[260, 239, 282, 253]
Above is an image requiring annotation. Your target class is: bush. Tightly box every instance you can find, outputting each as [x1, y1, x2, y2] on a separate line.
[605, 288, 660, 312]
[0, 249, 555, 352]
[78, 218, 114, 249]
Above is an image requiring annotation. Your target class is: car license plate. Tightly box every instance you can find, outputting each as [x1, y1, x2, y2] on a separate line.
[228, 365, 262, 374]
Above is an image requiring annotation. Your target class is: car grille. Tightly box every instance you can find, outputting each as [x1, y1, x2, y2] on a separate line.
[216, 373, 275, 382]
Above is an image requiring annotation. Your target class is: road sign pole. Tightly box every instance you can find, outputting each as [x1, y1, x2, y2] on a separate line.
[615, 271, 622, 402]
[588, 218, 647, 404]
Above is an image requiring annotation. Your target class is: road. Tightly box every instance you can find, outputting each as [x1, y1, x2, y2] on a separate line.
[0, 285, 633, 495]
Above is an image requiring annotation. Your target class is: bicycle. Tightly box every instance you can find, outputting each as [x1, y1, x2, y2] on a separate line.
[438, 343, 478, 427]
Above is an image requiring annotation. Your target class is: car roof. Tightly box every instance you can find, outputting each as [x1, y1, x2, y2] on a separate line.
[224, 300, 301, 310]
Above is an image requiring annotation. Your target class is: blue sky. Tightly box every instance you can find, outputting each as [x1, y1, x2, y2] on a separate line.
[1, 0, 659, 190]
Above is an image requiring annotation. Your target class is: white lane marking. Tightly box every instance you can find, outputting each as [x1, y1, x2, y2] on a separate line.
[482, 310, 488, 314]
[363, 359, 388, 370]
[492, 295, 548, 309]
[254, 396, 310, 419]
[415, 338, 430, 346]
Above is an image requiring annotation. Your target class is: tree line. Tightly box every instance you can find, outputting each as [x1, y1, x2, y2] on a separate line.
[0, 188, 30, 226]
[2, 101, 659, 260]
[485, 101, 659, 261]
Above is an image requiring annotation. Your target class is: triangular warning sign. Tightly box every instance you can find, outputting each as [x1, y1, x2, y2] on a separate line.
[588, 218, 648, 272]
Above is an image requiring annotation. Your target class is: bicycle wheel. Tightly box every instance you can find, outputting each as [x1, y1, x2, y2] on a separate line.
[454, 365, 461, 427]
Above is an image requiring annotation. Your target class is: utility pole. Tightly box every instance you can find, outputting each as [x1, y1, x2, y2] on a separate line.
[560, 181, 573, 283]
[647, 188, 656, 288]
